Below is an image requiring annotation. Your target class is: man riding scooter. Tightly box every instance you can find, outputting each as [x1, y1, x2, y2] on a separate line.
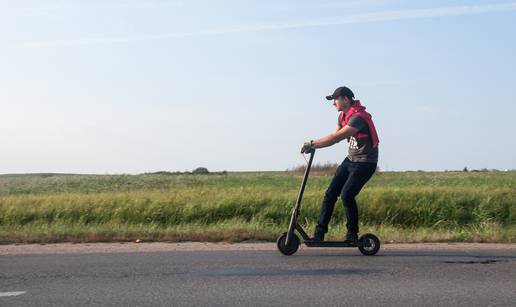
[301, 86, 379, 243]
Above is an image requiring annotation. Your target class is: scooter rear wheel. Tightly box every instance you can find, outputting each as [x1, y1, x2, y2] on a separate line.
[358, 233, 380, 256]
[276, 232, 300, 256]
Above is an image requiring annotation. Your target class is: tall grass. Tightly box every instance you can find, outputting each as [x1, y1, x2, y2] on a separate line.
[0, 171, 514, 243]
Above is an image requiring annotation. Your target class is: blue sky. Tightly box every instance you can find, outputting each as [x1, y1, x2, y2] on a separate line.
[1, 0, 515, 173]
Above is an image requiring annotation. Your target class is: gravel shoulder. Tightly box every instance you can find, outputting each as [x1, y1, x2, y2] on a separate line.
[1, 242, 515, 255]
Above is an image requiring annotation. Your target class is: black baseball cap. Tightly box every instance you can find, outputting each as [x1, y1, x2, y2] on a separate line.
[325, 86, 355, 100]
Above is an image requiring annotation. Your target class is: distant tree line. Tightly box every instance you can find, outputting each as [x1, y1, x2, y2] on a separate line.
[144, 168, 228, 175]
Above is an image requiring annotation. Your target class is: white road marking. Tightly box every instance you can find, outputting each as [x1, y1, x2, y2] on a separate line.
[0, 291, 26, 297]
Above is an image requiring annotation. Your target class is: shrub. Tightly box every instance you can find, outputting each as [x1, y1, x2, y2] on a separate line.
[192, 167, 209, 175]
[286, 162, 338, 176]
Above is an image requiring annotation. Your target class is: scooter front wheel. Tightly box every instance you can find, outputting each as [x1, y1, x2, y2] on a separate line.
[358, 233, 380, 256]
[276, 232, 300, 256]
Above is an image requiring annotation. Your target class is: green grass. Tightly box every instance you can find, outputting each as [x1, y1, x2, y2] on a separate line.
[0, 171, 515, 243]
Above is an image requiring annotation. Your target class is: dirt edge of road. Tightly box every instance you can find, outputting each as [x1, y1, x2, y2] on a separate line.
[1, 242, 515, 255]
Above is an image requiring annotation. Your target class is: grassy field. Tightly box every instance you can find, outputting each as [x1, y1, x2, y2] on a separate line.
[0, 171, 515, 244]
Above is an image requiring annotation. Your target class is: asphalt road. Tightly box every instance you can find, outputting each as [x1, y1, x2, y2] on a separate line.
[1, 245, 515, 307]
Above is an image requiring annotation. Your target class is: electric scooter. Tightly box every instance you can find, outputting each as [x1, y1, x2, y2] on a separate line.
[276, 149, 380, 256]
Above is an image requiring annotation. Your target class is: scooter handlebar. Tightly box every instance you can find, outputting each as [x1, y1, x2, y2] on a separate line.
[300, 141, 316, 154]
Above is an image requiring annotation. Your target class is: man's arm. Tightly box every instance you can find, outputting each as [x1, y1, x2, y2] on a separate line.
[312, 125, 359, 149]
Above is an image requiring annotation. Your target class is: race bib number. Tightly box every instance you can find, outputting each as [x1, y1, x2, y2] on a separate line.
[349, 137, 359, 150]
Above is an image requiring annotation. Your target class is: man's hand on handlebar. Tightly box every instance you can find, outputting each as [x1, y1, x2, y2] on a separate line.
[300, 140, 315, 154]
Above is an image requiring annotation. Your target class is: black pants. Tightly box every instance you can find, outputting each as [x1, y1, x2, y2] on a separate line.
[317, 158, 376, 234]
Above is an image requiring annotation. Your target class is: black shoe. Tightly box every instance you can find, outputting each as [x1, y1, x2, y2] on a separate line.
[344, 233, 358, 243]
[312, 226, 325, 241]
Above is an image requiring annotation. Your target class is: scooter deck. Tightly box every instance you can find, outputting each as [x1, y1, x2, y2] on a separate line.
[304, 240, 359, 248]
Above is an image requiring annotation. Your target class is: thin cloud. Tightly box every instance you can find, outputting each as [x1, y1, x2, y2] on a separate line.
[21, 2, 516, 48]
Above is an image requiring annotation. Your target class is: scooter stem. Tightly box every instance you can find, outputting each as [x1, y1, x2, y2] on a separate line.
[285, 150, 315, 246]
